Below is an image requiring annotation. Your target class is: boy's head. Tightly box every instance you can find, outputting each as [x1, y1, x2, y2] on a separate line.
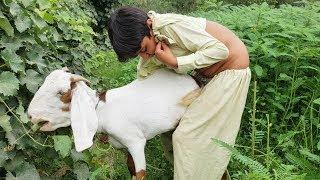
[108, 7, 157, 62]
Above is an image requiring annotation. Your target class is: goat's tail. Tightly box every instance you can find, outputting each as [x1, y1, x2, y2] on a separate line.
[179, 88, 203, 107]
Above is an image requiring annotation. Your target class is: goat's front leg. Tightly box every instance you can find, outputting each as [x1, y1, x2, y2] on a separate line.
[127, 139, 146, 180]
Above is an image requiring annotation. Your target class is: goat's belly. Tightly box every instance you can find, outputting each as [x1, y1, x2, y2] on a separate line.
[109, 136, 125, 148]
[141, 104, 187, 140]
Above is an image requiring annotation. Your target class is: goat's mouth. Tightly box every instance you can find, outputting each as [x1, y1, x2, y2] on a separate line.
[33, 120, 53, 131]
[38, 120, 48, 126]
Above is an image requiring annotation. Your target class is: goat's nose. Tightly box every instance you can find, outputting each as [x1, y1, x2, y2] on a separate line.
[27, 113, 32, 120]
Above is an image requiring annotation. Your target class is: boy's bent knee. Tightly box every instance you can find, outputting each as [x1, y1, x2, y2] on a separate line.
[172, 129, 185, 144]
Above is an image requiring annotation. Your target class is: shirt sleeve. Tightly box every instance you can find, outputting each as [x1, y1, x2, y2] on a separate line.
[161, 19, 229, 74]
[137, 56, 166, 79]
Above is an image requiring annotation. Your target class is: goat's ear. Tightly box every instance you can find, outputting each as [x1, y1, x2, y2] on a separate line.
[61, 67, 69, 72]
[70, 82, 98, 152]
[71, 74, 90, 84]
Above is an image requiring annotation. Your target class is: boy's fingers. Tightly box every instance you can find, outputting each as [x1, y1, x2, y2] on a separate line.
[161, 42, 169, 50]
[155, 42, 162, 53]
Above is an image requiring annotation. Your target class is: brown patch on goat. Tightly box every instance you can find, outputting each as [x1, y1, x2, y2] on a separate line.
[61, 106, 70, 112]
[97, 91, 107, 102]
[136, 170, 146, 180]
[98, 134, 109, 144]
[60, 78, 106, 112]
[69, 79, 77, 90]
[59, 79, 77, 111]
[127, 153, 136, 176]
[60, 89, 72, 103]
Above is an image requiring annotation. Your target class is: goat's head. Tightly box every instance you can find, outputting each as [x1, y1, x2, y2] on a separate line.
[28, 67, 98, 151]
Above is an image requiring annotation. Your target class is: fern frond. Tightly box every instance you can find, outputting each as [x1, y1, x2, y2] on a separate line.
[299, 148, 320, 164]
[212, 138, 270, 176]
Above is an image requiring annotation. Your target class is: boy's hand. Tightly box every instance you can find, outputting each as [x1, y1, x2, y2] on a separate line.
[155, 42, 178, 68]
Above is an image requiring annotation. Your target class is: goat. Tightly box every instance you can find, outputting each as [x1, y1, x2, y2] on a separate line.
[27, 67, 199, 179]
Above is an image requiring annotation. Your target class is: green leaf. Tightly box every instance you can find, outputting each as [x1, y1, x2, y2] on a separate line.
[16, 103, 29, 123]
[6, 172, 15, 179]
[20, 69, 43, 93]
[18, 0, 34, 7]
[5, 154, 25, 172]
[317, 141, 320, 151]
[0, 150, 9, 167]
[37, 0, 51, 10]
[299, 148, 320, 163]
[73, 162, 90, 180]
[71, 149, 84, 162]
[14, 162, 40, 180]
[9, 2, 22, 17]
[14, 13, 32, 32]
[26, 47, 47, 72]
[0, 114, 12, 132]
[53, 135, 72, 158]
[254, 64, 263, 77]
[0, 11, 14, 36]
[0, 71, 20, 96]
[0, 36, 23, 51]
[313, 98, 320, 105]
[1, 49, 25, 73]
[277, 131, 300, 147]
[30, 13, 47, 29]
[279, 73, 292, 81]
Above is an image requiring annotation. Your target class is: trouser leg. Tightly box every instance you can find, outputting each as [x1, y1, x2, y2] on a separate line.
[172, 68, 251, 180]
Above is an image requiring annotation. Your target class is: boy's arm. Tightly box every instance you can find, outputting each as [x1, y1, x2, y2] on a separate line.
[161, 20, 229, 74]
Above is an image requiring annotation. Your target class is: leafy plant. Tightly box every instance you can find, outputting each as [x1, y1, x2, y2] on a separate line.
[0, 0, 109, 178]
[192, 2, 320, 178]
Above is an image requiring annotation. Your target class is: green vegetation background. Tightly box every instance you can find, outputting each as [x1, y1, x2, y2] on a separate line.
[0, 0, 319, 179]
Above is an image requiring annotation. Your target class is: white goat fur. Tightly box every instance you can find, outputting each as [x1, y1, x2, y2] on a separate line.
[28, 68, 199, 172]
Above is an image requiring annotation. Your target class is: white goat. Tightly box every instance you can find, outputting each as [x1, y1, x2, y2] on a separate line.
[27, 68, 199, 179]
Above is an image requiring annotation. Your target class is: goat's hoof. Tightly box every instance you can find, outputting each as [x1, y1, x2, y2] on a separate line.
[136, 170, 146, 180]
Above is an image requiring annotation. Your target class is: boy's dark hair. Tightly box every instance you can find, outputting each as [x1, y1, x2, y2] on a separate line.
[107, 7, 150, 62]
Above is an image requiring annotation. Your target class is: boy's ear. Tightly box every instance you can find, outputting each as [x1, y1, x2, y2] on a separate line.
[146, 19, 154, 37]
[146, 19, 152, 28]
[146, 19, 154, 36]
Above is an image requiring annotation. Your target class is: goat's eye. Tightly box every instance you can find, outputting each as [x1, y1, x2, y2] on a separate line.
[57, 91, 64, 96]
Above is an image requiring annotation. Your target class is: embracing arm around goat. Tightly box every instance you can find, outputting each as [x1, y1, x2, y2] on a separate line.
[108, 7, 251, 180]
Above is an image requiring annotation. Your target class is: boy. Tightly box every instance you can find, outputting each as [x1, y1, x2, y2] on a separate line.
[108, 7, 250, 180]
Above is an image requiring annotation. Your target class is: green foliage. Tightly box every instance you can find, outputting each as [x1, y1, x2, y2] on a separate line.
[73, 161, 90, 180]
[53, 135, 72, 158]
[191, 2, 320, 179]
[0, 71, 20, 96]
[118, 0, 177, 13]
[83, 51, 137, 90]
[0, 0, 108, 178]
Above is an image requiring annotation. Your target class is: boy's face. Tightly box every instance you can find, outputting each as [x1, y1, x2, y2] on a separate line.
[138, 18, 157, 60]
[139, 35, 157, 60]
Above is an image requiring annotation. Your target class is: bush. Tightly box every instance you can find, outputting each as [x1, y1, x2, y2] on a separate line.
[192, 2, 320, 179]
[0, 0, 108, 178]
